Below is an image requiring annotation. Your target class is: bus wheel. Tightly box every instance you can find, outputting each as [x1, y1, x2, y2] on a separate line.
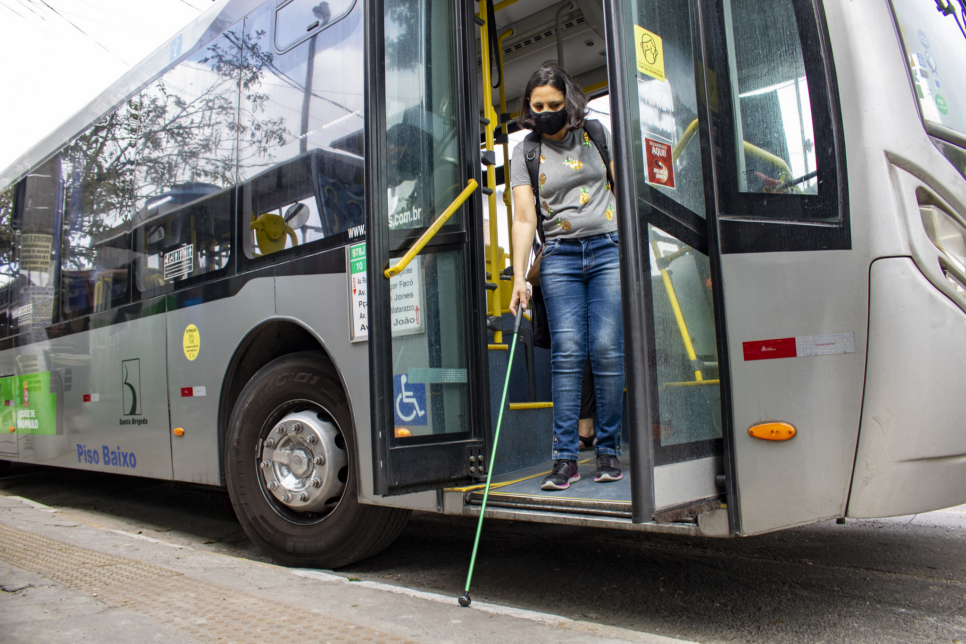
[225, 351, 410, 568]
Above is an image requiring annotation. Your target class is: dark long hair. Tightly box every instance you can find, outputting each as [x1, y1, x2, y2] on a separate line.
[518, 65, 587, 131]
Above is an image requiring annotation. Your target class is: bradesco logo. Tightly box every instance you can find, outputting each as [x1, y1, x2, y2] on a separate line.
[76, 443, 137, 469]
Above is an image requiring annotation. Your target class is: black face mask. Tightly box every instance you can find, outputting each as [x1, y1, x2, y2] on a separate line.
[531, 108, 568, 135]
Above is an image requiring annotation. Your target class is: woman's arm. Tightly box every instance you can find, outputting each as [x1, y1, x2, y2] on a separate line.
[509, 184, 538, 315]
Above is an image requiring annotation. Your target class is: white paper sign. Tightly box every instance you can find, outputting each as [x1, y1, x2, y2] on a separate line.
[390, 256, 424, 337]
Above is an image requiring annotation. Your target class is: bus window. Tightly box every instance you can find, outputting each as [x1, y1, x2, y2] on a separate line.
[61, 107, 137, 317]
[19, 155, 63, 334]
[891, 0, 966, 142]
[241, 149, 364, 261]
[133, 187, 231, 295]
[0, 186, 17, 337]
[238, 0, 364, 183]
[723, 0, 819, 196]
[134, 23, 241, 217]
[630, 0, 706, 219]
[274, 0, 357, 53]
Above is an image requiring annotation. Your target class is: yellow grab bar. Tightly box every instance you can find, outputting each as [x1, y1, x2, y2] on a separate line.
[650, 240, 703, 382]
[384, 179, 479, 278]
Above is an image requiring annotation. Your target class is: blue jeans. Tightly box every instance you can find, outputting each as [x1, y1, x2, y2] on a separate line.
[540, 232, 624, 461]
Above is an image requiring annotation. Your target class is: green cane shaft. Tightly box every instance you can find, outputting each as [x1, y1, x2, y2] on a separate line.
[463, 332, 519, 593]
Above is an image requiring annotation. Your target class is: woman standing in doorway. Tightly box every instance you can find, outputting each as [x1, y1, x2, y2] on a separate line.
[508, 66, 624, 490]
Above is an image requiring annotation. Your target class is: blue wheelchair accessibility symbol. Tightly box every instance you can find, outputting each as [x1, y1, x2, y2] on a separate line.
[393, 374, 427, 426]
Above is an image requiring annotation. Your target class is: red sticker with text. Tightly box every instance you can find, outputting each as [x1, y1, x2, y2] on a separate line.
[644, 138, 675, 188]
[743, 337, 797, 361]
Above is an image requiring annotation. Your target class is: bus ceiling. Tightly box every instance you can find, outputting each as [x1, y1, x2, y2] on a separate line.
[476, 0, 609, 108]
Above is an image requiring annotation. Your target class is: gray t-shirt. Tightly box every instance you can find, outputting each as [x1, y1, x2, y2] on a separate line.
[510, 125, 618, 240]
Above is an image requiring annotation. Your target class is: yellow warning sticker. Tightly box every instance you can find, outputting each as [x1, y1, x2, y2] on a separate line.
[634, 25, 665, 82]
[183, 324, 200, 361]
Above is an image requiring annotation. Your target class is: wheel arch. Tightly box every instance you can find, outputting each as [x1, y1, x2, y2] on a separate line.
[217, 317, 355, 486]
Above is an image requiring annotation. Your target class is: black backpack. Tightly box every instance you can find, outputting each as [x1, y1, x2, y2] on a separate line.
[522, 119, 615, 349]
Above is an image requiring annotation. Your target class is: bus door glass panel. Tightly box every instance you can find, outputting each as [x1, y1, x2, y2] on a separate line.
[630, 0, 706, 222]
[237, 0, 365, 242]
[60, 107, 137, 317]
[385, 0, 466, 439]
[621, 0, 723, 467]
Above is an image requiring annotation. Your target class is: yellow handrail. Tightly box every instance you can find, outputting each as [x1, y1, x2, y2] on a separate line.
[650, 240, 703, 382]
[384, 179, 479, 278]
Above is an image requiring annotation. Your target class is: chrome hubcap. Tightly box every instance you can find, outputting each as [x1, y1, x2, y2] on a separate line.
[259, 409, 347, 513]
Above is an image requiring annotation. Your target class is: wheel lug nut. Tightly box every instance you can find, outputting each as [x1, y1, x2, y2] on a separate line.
[275, 425, 285, 434]
[281, 493, 291, 502]
[298, 493, 308, 502]
[264, 438, 275, 448]
[306, 435, 317, 444]
[311, 478, 322, 488]
[314, 455, 325, 465]
[266, 481, 277, 490]
[260, 461, 270, 469]
[293, 423, 302, 433]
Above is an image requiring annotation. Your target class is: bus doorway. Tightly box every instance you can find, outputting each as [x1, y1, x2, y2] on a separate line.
[457, 0, 729, 532]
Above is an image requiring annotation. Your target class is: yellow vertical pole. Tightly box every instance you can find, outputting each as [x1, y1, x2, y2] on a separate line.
[479, 0, 502, 343]
[497, 28, 514, 261]
[650, 240, 704, 382]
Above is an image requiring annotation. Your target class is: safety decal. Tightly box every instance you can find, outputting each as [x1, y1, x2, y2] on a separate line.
[393, 374, 427, 426]
[633, 25, 665, 82]
[180, 386, 207, 398]
[183, 324, 200, 361]
[743, 332, 855, 362]
[82, 394, 100, 402]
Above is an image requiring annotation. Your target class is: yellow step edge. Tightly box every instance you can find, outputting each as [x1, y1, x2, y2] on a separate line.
[446, 458, 592, 492]
[663, 379, 721, 388]
[508, 402, 553, 410]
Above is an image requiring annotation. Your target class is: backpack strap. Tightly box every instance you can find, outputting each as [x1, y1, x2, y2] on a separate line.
[523, 131, 546, 246]
[583, 118, 616, 191]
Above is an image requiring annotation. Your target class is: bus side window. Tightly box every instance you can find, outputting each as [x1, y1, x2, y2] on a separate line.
[133, 187, 232, 296]
[240, 149, 364, 262]
[61, 109, 137, 318]
[0, 186, 18, 337]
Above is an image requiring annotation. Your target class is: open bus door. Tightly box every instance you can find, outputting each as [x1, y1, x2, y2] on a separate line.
[606, 0, 849, 534]
[365, 0, 491, 495]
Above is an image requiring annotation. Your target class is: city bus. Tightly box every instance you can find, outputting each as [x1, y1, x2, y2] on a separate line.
[0, 0, 964, 568]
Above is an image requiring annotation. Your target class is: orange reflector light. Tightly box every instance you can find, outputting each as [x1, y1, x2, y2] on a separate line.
[8, 426, 14, 433]
[173, 427, 185, 437]
[395, 427, 412, 438]
[748, 422, 796, 441]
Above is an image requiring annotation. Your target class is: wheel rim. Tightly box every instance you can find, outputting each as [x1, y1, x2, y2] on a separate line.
[257, 403, 348, 522]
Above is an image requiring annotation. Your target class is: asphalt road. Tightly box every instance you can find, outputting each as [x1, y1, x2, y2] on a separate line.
[2, 462, 964, 644]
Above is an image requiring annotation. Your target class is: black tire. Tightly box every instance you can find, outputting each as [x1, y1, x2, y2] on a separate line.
[224, 351, 410, 568]
[0, 460, 10, 476]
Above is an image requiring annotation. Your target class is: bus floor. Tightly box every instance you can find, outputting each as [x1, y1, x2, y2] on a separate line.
[464, 456, 633, 520]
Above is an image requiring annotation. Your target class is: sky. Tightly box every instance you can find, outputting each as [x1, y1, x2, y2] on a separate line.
[0, 0, 219, 173]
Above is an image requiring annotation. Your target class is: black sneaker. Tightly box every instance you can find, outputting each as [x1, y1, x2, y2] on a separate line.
[541, 459, 580, 490]
[594, 454, 623, 482]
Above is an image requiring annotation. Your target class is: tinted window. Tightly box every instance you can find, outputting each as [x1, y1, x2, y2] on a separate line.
[241, 149, 364, 260]
[0, 186, 18, 337]
[20, 156, 64, 335]
[725, 0, 818, 196]
[275, 0, 357, 52]
[891, 0, 966, 140]
[134, 25, 242, 216]
[238, 1, 364, 182]
[61, 106, 138, 317]
[133, 187, 232, 295]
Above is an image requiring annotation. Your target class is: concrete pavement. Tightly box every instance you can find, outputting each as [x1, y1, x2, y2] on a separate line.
[0, 495, 695, 644]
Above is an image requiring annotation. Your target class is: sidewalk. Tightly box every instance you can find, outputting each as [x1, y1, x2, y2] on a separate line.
[0, 495, 696, 644]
